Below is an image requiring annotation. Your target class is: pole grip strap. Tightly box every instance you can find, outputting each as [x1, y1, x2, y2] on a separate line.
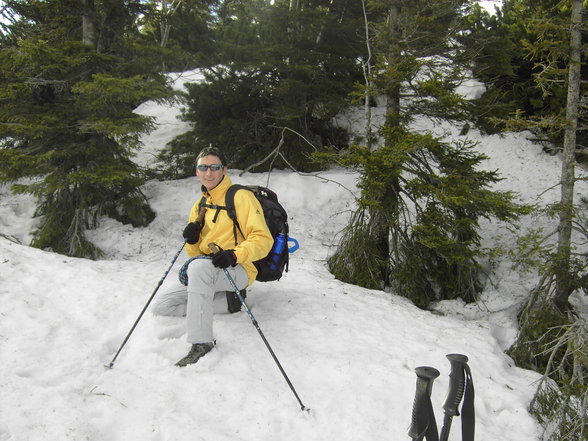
[461, 364, 475, 441]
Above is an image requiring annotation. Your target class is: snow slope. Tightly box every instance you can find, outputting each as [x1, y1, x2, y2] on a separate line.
[2, 70, 587, 441]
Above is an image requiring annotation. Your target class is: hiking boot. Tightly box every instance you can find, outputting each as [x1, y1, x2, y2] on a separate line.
[226, 289, 246, 314]
[175, 342, 214, 367]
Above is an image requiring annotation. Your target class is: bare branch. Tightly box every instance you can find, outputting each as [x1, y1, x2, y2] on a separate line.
[239, 127, 357, 197]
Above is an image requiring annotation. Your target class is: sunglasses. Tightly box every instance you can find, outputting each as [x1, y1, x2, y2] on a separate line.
[196, 164, 224, 172]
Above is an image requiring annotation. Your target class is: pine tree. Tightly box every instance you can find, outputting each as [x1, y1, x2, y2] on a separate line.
[469, 0, 587, 312]
[357, 0, 471, 130]
[464, 0, 587, 146]
[137, 0, 217, 71]
[555, 0, 583, 309]
[467, 3, 587, 438]
[324, 128, 527, 307]
[323, 0, 527, 307]
[0, 0, 173, 258]
[158, 0, 366, 175]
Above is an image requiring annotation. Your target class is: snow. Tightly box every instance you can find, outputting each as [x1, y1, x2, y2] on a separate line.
[1, 71, 587, 441]
[477, 0, 503, 15]
[456, 78, 487, 100]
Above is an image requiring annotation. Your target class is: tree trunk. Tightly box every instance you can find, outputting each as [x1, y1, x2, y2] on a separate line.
[81, 0, 96, 47]
[159, 1, 183, 48]
[384, 3, 402, 134]
[554, 0, 583, 311]
[361, 0, 374, 150]
[370, 3, 404, 288]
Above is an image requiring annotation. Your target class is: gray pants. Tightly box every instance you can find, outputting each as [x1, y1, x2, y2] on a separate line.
[152, 258, 248, 344]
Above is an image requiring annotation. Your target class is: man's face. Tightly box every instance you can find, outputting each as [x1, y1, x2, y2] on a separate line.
[196, 154, 227, 191]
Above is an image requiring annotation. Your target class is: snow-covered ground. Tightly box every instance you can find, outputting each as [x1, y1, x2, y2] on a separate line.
[1, 70, 586, 441]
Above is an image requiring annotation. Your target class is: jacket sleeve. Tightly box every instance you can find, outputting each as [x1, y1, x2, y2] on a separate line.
[232, 190, 273, 264]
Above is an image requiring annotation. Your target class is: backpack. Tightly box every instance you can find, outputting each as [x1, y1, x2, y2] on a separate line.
[199, 184, 291, 282]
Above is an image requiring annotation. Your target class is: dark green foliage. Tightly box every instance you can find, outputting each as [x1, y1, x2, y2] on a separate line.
[508, 297, 571, 372]
[320, 1, 531, 307]
[324, 129, 528, 308]
[158, 0, 364, 175]
[0, 0, 173, 258]
[467, 3, 588, 437]
[327, 209, 390, 291]
[462, 0, 588, 148]
[507, 205, 588, 440]
[507, 200, 588, 356]
[508, 292, 587, 441]
[159, 69, 281, 175]
[364, 0, 473, 128]
[138, 0, 218, 71]
[459, 3, 528, 126]
[532, 377, 587, 441]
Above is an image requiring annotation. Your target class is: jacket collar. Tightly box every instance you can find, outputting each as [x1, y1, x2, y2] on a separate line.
[202, 175, 233, 201]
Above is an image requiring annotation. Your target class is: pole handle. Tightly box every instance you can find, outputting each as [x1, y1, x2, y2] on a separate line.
[196, 206, 207, 224]
[208, 242, 220, 253]
[416, 366, 441, 396]
[408, 366, 440, 440]
[442, 354, 468, 417]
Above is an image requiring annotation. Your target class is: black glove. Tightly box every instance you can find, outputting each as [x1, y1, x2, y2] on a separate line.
[212, 249, 237, 269]
[183, 222, 202, 244]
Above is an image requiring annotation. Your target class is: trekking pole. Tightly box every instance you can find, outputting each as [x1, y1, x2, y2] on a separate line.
[209, 243, 309, 412]
[408, 366, 440, 441]
[107, 209, 208, 369]
[106, 241, 186, 369]
[439, 354, 469, 441]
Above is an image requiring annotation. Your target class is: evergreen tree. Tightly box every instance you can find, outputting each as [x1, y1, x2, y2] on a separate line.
[138, 0, 217, 71]
[367, 0, 471, 129]
[464, 0, 588, 148]
[159, 0, 365, 175]
[467, 0, 587, 313]
[0, 0, 174, 258]
[465, 3, 587, 438]
[324, 0, 527, 307]
[323, 128, 527, 308]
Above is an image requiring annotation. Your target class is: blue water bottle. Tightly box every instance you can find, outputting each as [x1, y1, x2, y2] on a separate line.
[269, 233, 287, 271]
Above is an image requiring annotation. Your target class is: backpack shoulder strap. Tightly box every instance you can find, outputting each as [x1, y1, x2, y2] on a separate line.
[225, 184, 247, 221]
[199, 195, 228, 224]
[225, 184, 252, 244]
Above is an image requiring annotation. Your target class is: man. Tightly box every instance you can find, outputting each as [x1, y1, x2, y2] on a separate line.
[152, 146, 273, 367]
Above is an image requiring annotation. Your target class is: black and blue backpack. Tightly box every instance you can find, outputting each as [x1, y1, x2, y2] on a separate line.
[199, 184, 298, 282]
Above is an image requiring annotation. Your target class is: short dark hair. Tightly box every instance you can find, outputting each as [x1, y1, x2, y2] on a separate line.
[196, 146, 227, 166]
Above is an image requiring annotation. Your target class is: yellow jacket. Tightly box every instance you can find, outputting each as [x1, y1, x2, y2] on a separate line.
[185, 175, 273, 286]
